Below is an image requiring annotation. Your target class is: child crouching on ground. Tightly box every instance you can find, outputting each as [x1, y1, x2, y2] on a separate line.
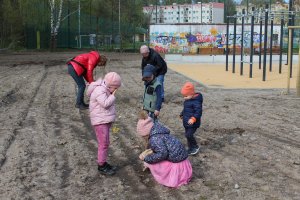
[180, 82, 203, 156]
[136, 111, 192, 188]
[86, 72, 122, 176]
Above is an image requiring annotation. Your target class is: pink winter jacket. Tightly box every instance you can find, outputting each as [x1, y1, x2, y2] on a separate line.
[87, 78, 116, 125]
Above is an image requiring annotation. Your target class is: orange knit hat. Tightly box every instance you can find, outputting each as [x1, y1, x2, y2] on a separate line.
[181, 82, 195, 96]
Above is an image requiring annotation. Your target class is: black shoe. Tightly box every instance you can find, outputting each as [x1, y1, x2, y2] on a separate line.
[188, 147, 200, 156]
[83, 102, 89, 107]
[98, 162, 116, 175]
[75, 103, 89, 110]
[162, 98, 164, 103]
[105, 162, 117, 171]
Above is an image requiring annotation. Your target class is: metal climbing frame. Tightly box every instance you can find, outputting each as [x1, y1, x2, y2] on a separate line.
[225, 3, 297, 81]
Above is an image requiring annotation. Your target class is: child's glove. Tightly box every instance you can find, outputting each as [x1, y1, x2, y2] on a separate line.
[188, 117, 196, 125]
[139, 149, 153, 160]
[139, 154, 145, 161]
[112, 89, 117, 96]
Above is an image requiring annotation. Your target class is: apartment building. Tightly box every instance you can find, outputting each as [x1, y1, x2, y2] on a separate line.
[143, 2, 224, 24]
[236, 2, 289, 24]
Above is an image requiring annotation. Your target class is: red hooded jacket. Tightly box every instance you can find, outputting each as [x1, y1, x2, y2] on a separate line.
[68, 51, 100, 83]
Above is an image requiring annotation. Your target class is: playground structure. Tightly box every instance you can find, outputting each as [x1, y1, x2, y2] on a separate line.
[287, 26, 300, 96]
[225, 4, 300, 96]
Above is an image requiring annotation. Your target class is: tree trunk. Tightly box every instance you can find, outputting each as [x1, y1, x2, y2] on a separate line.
[50, 34, 57, 51]
[49, 0, 63, 51]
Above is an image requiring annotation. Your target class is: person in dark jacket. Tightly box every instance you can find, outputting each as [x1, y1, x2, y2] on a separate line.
[136, 111, 192, 188]
[180, 82, 203, 156]
[140, 45, 167, 102]
[67, 51, 107, 109]
[142, 64, 163, 120]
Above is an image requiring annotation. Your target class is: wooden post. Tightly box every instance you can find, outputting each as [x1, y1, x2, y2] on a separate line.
[297, 44, 300, 96]
[287, 26, 300, 95]
[287, 29, 292, 94]
[36, 31, 40, 50]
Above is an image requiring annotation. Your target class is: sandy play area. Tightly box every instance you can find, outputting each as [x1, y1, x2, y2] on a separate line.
[168, 62, 298, 89]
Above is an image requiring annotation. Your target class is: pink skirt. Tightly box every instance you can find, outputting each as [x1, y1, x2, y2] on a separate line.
[144, 159, 192, 188]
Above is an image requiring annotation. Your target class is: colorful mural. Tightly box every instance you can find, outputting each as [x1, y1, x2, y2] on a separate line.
[149, 24, 283, 54]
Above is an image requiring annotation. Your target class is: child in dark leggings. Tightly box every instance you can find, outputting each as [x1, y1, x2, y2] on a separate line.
[180, 82, 203, 156]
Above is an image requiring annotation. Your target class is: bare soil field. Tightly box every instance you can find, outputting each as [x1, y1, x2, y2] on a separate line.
[0, 51, 299, 200]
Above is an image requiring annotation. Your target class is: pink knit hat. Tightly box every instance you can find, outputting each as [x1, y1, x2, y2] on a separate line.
[136, 116, 154, 137]
[104, 72, 121, 88]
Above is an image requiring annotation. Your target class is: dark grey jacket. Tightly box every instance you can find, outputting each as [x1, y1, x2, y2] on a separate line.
[141, 48, 167, 76]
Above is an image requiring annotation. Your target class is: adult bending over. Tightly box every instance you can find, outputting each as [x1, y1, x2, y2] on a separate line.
[140, 45, 167, 102]
[67, 51, 107, 109]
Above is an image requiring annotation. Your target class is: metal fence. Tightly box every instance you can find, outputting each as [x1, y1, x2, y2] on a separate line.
[6, 2, 300, 52]
[24, 10, 147, 51]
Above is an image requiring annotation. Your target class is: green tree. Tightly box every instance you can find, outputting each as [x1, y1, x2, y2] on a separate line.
[239, 0, 285, 7]
[19, 0, 49, 31]
[0, 0, 50, 49]
[1, 0, 23, 48]
[223, 0, 237, 21]
[49, 0, 64, 50]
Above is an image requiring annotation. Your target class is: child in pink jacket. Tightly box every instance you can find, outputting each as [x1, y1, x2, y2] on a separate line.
[87, 72, 122, 175]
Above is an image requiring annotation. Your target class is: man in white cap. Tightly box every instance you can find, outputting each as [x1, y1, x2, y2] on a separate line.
[140, 45, 167, 102]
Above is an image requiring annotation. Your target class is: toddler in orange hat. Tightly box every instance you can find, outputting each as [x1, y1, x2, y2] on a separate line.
[180, 82, 203, 156]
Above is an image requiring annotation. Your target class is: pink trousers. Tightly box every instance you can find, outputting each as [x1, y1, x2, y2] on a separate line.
[94, 123, 111, 165]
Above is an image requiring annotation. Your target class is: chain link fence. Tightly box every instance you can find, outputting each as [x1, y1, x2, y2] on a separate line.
[23, 8, 147, 51]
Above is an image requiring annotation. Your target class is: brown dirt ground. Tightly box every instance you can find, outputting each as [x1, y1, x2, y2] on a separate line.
[0, 51, 299, 200]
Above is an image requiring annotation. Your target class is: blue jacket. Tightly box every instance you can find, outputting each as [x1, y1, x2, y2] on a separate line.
[144, 122, 188, 164]
[181, 93, 203, 129]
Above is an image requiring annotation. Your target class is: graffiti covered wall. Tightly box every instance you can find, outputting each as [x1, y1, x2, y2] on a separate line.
[149, 24, 283, 54]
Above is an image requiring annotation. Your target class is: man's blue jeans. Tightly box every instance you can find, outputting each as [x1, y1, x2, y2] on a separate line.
[68, 64, 86, 106]
[156, 74, 165, 100]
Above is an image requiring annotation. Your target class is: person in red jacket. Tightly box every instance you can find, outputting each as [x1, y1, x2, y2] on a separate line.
[67, 51, 107, 109]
